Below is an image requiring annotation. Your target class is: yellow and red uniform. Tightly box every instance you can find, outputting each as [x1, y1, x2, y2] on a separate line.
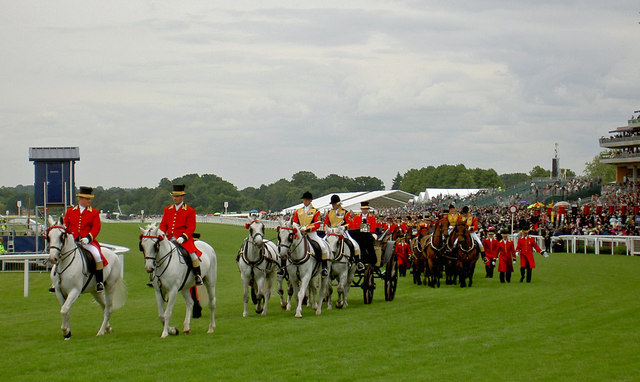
[293, 206, 322, 231]
[323, 207, 351, 228]
[160, 203, 201, 256]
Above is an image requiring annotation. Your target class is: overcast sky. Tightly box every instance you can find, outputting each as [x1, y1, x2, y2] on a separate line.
[1, 1, 639, 191]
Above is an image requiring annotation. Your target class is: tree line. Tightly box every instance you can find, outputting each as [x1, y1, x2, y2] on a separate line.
[0, 153, 614, 216]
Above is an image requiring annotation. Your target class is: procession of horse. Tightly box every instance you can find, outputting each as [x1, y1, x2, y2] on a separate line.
[44, 201, 492, 340]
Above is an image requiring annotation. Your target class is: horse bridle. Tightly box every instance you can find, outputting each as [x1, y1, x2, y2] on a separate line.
[245, 220, 265, 243]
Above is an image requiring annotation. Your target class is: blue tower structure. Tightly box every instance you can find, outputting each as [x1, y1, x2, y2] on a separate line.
[29, 147, 80, 207]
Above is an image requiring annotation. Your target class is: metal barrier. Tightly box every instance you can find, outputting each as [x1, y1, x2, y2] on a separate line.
[557, 235, 640, 256]
[196, 216, 280, 229]
[0, 243, 129, 297]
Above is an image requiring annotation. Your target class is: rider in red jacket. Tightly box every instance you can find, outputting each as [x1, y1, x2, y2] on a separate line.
[159, 184, 203, 285]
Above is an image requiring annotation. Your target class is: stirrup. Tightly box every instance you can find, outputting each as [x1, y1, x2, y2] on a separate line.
[195, 275, 203, 285]
[49, 286, 56, 293]
[356, 262, 365, 271]
[96, 282, 105, 293]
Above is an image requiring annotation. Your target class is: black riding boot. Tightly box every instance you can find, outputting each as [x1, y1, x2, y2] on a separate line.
[520, 268, 526, 282]
[499, 272, 505, 283]
[193, 266, 203, 285]
[96, 269, 104, 293]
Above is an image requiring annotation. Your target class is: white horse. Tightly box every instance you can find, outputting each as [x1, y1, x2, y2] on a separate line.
[47, 216, 125, 339]
[324, 225, 357, 309]
[237, 219, 279, 317]
[277, 221, 322, 318]
[139, 224, 217, 338]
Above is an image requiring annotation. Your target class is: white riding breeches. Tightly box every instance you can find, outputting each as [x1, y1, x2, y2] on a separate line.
[81, 243, 102, 263]
[307, 231, 331, 260]
[470, 232, 484, 251]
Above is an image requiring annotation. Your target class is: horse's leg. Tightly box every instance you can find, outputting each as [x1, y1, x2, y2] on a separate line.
[182, 287, 194, 334]
[154, 287, 166, 327]
[336, 263, 348, 309]
[92, 288, 112, 336]
[262, 271, 274, 316]
[206, 279, 217, 334]
[295, 271, 313, 318]
[161, 288, 179, 338]
[59, 288, 81, 340]
[457, 259, 466, 288]
[313, 272, 324, 316]
[241, 271, 250, 317]
[255, 273, 265, 315]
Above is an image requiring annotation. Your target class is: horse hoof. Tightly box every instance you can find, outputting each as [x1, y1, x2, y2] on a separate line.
[295, 312, 302, 318]
[168, 327, 179, 336]
[183, 329, 191, 335]
[243, 312, 248, 317]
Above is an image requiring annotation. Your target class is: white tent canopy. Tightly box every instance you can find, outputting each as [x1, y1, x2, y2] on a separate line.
[282, 190, 416, 214]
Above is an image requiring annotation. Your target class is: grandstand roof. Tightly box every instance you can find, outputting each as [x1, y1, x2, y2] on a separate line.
[415, 188, 485, 202]
[281, 190, 416, 214]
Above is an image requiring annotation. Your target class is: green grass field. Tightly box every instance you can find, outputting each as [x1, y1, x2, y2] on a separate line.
[1, 223, 639, 381]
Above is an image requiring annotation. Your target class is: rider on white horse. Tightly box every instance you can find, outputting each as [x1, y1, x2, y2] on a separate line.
[159, 184, 203, 285]
[286, 191, 330, 277]
[63, 186, 105, 293]
[323, 194, 364, 271]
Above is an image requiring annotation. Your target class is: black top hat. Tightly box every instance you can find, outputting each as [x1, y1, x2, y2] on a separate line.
[330, 194, 340, 204]
[461, 206, 469, 214]
[448, 204, 455, 210]
[171, 184, 186, 196]
[360, 201, 370, 208]
[77, 186, 94, 199]
[301, 191, 313, 200]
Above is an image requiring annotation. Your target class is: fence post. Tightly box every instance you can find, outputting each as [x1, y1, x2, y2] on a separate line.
[24, 258, 29, 297]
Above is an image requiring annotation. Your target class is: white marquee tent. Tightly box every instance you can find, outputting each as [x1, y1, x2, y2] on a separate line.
[282, 190, 416, 214]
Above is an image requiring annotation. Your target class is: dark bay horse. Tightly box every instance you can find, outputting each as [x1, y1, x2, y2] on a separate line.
[410, 227, 429, 285]
[454, 223, 479, 288]
[425, 218, 449, 288]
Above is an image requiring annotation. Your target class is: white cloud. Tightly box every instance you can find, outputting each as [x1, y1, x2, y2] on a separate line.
[1, 1, 639, 190]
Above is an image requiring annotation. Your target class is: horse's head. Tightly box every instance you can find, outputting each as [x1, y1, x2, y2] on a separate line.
[46, 216, 68, 264]
[245, 219, 265, 247]
[276, 222, 298, 259]
[139, 223, 165, 273]
[324, 225, 346, 254]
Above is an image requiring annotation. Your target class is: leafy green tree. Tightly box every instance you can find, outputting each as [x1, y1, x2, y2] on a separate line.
[584, 152, 616, 182]
[500, 173, 530, 188]
[529, 166, 550, 178]
[391, 172, 403, 190]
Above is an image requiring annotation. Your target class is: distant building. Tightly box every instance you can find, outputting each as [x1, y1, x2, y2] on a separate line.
[599, 114, 640, 184]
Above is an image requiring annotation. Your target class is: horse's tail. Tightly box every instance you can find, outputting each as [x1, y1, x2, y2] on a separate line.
[111, 278, 127, 310]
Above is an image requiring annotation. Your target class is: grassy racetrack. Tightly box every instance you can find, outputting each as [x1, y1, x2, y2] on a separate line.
[1, 222, 639, 381]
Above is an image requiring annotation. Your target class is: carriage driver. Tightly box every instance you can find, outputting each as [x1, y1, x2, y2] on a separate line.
[457, 206, 485, 256]
[348, 201, 378, 266]
[159, 184, 203, 285]
[447, 204, 459, 235]
[323, 194, 364, 271]
[291, 191, 331, 277]
[63, 186, 105, 292]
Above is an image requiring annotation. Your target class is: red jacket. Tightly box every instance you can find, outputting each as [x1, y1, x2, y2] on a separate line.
[348, 213, 377, 232]
[516, 236, 543, 269]
[394, 241, 411, 266]
[64, 205, 105, 262]
[159, 203, 200, 256]
[483, 237, 499, 259]
[497, 239, 516, 273]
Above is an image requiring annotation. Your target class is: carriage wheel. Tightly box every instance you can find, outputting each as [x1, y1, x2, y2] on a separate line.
[362, 266, 374, 304]
[351, 269, 364, 288]
[384, 253, 398, 301]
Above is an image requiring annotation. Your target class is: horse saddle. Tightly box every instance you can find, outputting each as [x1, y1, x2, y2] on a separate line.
[78, 247, 98, 274]
[175, 244, 194, 270]
[309, 240, 322, 260]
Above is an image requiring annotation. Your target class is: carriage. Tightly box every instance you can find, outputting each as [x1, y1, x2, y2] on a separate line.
[350, 233, 399, 304]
